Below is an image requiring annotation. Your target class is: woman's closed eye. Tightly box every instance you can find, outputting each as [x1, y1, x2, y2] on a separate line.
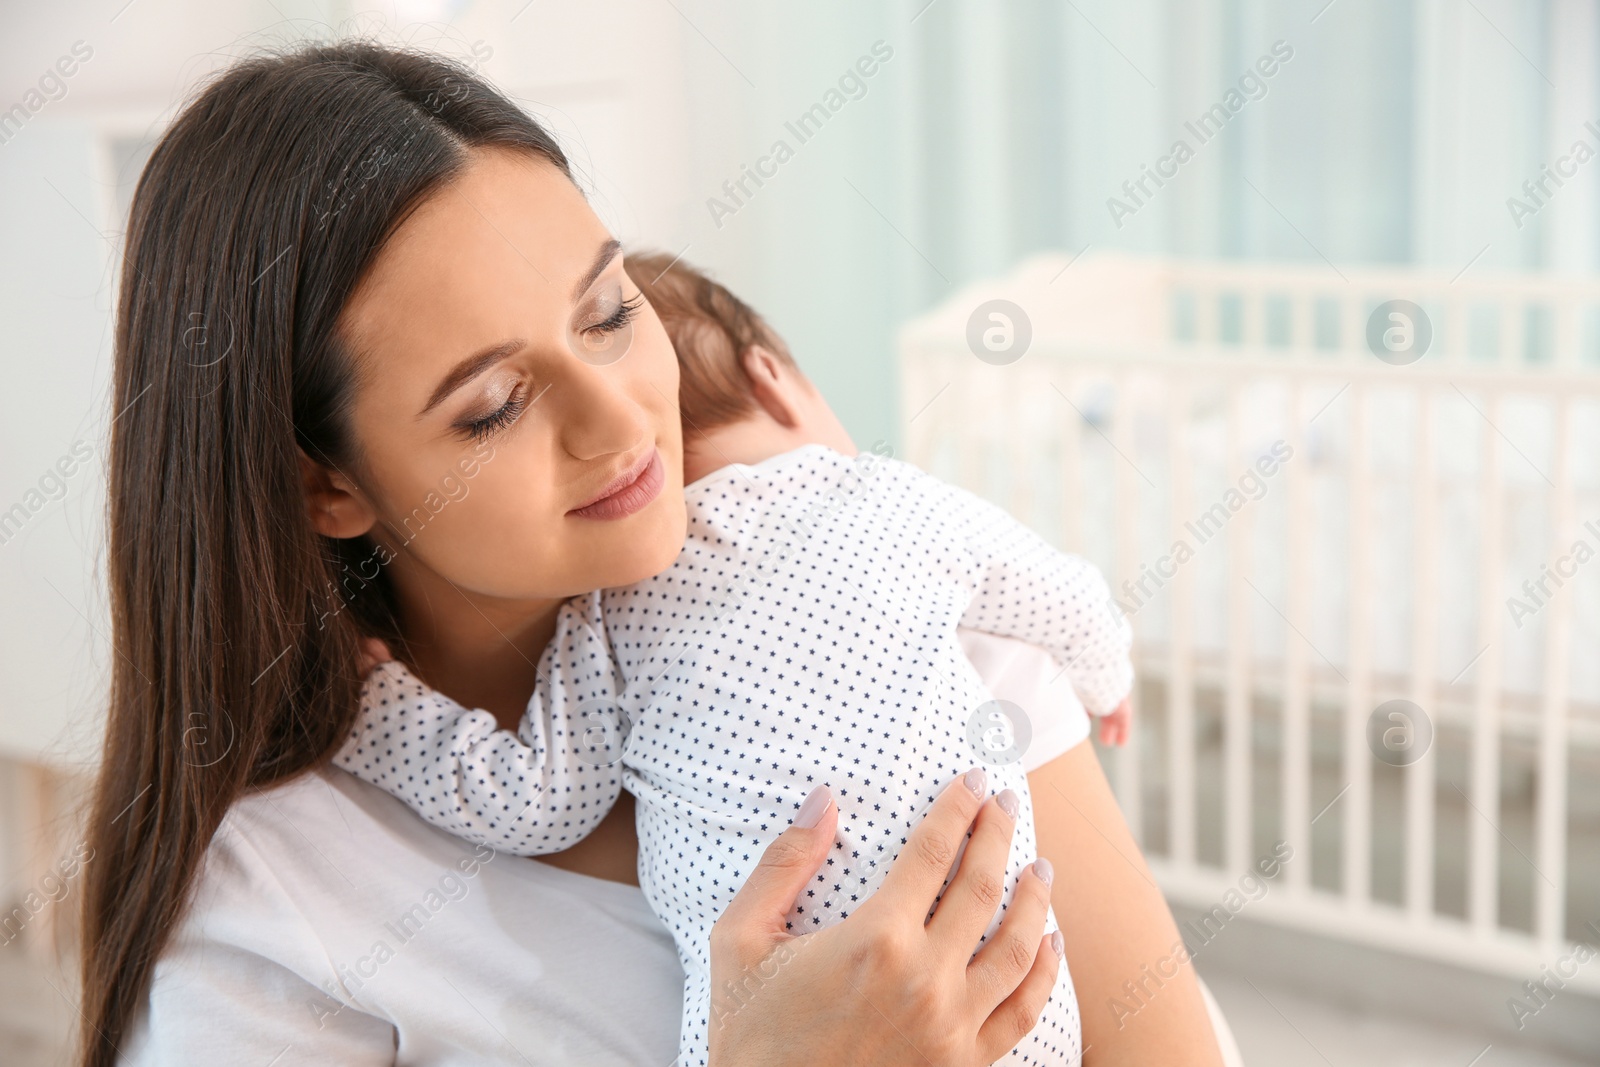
[455, 381, 530, 442]
[451, 289, 643, 442]
[580, 290, 643, 342]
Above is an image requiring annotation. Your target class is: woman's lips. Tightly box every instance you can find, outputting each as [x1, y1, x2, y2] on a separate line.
[569, 448, 665, 521]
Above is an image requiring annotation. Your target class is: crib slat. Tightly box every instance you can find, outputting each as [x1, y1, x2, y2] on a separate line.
[1343, 383, 1372, 906]
[1536, 396, 1572, 947]
[1167, 379, 1195, 866]
[1225, 381, 1253, 875]
[1283, 381, 1311, 893]
[1407, 389, 1438, 921]
[1469, 392, 1504, 935]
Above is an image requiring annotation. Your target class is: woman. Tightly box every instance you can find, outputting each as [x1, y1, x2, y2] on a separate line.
[79, 42, 1220, 1066]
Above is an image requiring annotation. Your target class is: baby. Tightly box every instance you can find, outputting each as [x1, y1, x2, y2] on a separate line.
[337, 253, 1133, 1066]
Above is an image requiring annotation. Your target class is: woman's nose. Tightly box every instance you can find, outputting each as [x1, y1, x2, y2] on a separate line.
[551, 359, 651, 461]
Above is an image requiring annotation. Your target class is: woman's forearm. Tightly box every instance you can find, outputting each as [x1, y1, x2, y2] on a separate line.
[1028, 742, 1224, 1066]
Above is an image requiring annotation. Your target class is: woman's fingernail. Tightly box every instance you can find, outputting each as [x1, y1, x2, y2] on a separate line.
[996, 789, 1020, 819]
[793, 786, 833, 829]
[1033, 857, 1054, 886]
[964, 767, 986, 797]
[1051, 930, 1065, 959]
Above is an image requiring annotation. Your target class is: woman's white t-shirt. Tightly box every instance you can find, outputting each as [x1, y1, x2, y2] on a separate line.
[121, 632, 1087, 1066]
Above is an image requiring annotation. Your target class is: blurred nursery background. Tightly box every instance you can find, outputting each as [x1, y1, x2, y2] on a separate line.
[2, 1, 1599, 1063]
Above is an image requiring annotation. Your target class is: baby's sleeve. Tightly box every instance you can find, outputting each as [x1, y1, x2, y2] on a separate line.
[929, 473, 1133, 716]
[333, 602, 626, 856]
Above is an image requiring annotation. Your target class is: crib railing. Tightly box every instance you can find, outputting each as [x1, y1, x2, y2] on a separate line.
[899, 253, 1600, 992]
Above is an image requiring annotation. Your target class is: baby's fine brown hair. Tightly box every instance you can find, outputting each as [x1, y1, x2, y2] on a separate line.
[626, 250, 799, 433]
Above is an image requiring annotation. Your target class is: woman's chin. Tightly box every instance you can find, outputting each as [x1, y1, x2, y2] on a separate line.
[586, 487, 688, 588]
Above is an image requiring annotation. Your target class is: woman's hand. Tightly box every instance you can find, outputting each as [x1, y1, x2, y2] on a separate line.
[708, 769, 1061, 1067]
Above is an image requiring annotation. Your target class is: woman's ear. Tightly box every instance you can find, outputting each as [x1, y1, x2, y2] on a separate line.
[741, 345, 806, 430]
[298, 452, 378, 539]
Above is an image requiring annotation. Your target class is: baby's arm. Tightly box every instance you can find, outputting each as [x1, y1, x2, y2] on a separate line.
[930, 474, 1134, 716]
[334, 610, 625, 856]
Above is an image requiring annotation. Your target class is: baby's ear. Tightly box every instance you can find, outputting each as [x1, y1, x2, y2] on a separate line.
[741, 344, 787, 384]
[741, 345, 807, 429]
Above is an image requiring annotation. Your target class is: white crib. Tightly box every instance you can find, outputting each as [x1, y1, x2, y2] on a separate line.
[900, 251, 1600, 995]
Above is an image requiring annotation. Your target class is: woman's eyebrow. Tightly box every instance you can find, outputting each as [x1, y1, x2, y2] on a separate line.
[420, 338, 524, 416]
[572, 238, 622, 301]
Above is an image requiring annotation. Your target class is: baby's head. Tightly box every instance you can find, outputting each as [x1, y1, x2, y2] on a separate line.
[626, 251, 854, 485]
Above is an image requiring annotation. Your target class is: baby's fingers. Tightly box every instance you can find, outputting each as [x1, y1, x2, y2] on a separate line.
[1099, 700, 1132, 747]
[357, 637, 394, 675]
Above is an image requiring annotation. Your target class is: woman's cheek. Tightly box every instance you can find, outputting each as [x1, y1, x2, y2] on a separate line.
[416, 499, 564, 596]
[392, 452, 551, 571]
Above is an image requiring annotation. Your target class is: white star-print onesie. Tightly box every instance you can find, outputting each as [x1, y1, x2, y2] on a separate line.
[338, 444, 1133, 1066]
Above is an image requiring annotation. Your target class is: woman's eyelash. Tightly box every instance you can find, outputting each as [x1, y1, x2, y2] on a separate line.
[587, 292, 644, 335]
[459, 384, 530, 442]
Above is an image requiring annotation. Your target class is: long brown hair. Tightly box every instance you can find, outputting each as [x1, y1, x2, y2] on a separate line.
[79, 42, 570, 1065]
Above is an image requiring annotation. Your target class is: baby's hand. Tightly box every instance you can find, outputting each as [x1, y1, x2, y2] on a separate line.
[1097, 697, 1132, 747]
[357, 637, 394, 676]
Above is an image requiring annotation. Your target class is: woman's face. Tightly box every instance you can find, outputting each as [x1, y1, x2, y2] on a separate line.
[332, 147, 686, 609]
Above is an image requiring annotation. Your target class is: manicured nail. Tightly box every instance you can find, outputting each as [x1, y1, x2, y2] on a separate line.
[1033, 857, 1054, 886]
[996, 789, 1020, 819]
[794, 786, 833, 828]
[964, 767, 986, 797]
[1050, 930, 1065, 959]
